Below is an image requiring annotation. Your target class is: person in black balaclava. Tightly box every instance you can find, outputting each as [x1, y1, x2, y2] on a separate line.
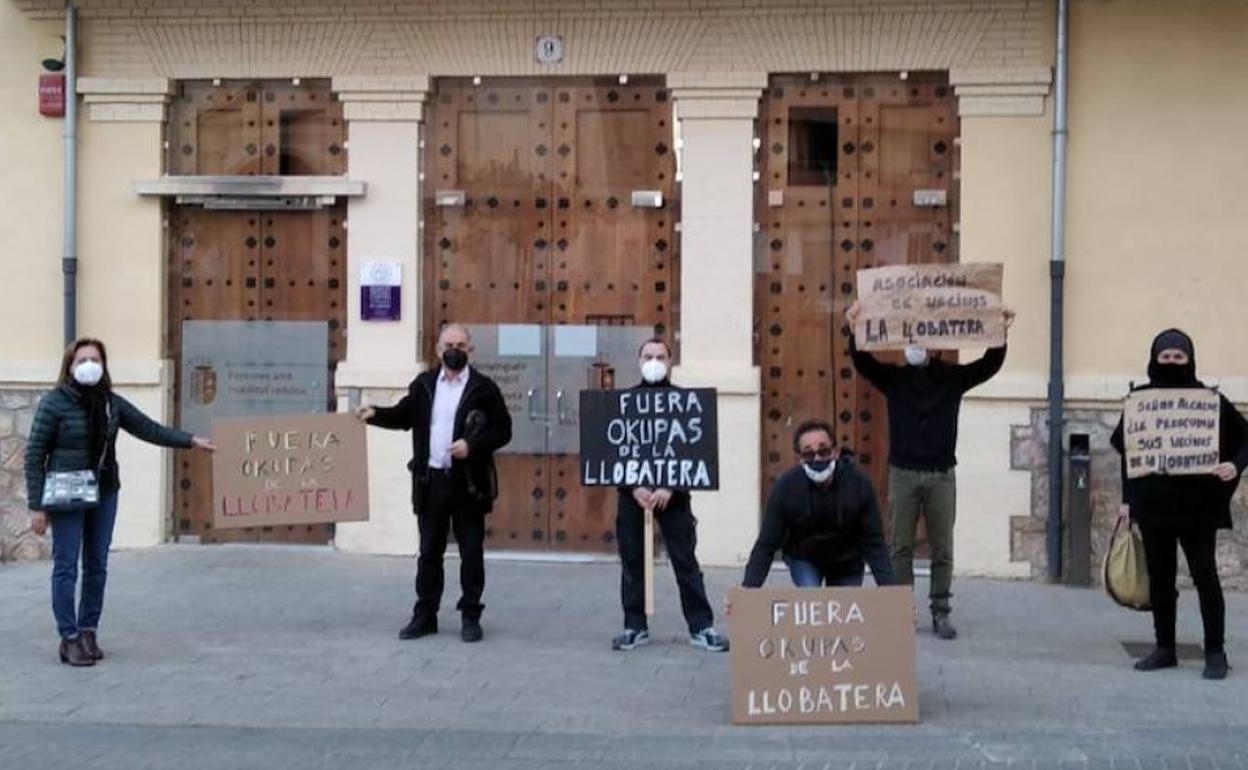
[1111, 328, 1248, 680]
[358, 323, 512, 643]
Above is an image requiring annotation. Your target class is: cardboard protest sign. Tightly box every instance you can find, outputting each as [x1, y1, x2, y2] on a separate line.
[1123, 388, 1220, 479]
[211, 413, 369, 529]
[855, 263, 1005, 351]
[730, 586, 918, 725]
[579, 387, 719, 491]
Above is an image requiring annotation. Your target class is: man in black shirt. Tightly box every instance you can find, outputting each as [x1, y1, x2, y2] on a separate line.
[741, 420, 896, 589]
[611, 338, 728, 653]
[846, 302, 1013, 639]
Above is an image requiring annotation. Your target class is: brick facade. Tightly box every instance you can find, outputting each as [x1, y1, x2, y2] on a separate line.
[14, 0, 1050, 83]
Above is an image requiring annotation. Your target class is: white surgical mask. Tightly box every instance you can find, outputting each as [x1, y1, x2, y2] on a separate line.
[73, 360, 104, 387]
[640, 359, 669, 384]
[903, 345, 929, 367]
[803, 459, 835, 484]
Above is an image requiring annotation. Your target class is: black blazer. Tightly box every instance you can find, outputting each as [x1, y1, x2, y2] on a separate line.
[367, 366, 512, 514]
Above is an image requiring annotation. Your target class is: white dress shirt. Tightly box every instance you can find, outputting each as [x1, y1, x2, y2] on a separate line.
[427, 367, 470, 469]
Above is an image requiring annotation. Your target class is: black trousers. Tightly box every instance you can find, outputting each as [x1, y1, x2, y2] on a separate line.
[616, 493, 715, 634]
[1137, 522, 1224, 653]
[414, 472, 486, 621]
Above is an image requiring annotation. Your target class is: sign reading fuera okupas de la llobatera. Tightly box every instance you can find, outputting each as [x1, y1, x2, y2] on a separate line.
[211, 413, 369, 529]
[578, 387, 719, 491]
[730, 586, 919, 725]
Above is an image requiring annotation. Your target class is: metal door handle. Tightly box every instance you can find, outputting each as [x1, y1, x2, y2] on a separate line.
[556, 389, 567, 425]
[527, 388, 539, 420]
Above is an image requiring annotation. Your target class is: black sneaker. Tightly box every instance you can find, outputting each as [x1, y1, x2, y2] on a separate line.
[1203, 651, 1230, 680]
[398, 616, 437, 640]
[461, 616, 483, 643]
[1133, 646, 1178, 671]
[611, 629, 651, 651]
[689, 627, 730, 652]
[932, 615, 958, 640]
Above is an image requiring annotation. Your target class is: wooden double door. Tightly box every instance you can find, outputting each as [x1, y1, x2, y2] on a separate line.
[425, 77, 677, 552]
[755, 73, 959, 527]
[166, 80, 347, 544]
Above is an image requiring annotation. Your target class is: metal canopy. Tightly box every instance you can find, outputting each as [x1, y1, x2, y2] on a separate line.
[131, 176, 366, 210]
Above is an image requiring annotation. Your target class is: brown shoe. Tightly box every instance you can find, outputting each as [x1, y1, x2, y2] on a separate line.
[59, 637, 96, 667]
[80, 630, 103, 661]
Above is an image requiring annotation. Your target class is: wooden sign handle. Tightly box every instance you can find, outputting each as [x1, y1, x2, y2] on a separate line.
[644, 505, 655, 617]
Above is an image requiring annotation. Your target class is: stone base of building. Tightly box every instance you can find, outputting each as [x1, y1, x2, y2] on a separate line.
[0, 390, 49, 562]
[1010, 406, 1248, 590]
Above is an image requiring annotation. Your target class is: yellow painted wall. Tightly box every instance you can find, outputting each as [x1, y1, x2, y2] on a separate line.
[960, 107, 1055, 395]
[1065, 0, 1248, 385]
[0, 3, 65, 378]
[76, 118, 166, 374]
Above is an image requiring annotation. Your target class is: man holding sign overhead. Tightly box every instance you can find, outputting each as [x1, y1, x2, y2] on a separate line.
[1111, 329, 1248, 680]
[584, 338, 727, 653]
[846, 265, 1014, 641]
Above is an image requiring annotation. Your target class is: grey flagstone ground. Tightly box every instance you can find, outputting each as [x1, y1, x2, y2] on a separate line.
[1, 545, 1246, 769]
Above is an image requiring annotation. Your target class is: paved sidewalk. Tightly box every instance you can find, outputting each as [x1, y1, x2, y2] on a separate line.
[1, 545, 1246, 769]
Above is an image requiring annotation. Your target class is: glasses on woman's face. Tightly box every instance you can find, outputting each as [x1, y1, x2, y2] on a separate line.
[798, 445, 835, 463]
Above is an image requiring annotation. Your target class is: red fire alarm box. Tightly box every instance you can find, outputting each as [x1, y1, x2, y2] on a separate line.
[39, 73, 65, 117]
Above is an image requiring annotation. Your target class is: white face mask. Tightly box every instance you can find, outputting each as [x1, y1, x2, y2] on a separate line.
[903, 345, 929, 367]
[802, 459, 836, 484]
[640, 359, 669, 384]
[73, 360, 104, 387]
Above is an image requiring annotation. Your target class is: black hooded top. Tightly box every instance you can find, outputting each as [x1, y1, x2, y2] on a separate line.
[1110, 329, 1248, 529]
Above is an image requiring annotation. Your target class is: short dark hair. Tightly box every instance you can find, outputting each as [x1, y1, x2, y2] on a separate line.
[638, 337, 671, 357]
[792, 419, 835, 453]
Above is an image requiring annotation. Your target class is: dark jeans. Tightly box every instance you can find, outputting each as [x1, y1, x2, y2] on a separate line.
[785, 557, 865, 588]
[888, 465, 956, 615]
[616, 493, 715, 634]
[414, 472, 486, 621]
[49, 491, 119, 640]
[1137, 522, 1224, 653]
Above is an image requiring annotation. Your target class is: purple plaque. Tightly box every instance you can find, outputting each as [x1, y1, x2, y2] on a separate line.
[360, 261, 402, 321]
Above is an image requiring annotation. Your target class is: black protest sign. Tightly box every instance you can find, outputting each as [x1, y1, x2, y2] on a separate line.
[579, 387, 719, 490]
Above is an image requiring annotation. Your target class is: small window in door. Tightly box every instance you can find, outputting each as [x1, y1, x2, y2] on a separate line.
[787, 107, 838, 186]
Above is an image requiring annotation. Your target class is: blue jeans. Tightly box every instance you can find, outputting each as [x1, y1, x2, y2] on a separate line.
[785, 557, 865, 588]
[49, 492, 119, 639]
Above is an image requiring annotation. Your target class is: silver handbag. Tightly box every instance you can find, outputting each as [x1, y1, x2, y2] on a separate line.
[41, 470, 100, 513]
[41, 399, 109, 513]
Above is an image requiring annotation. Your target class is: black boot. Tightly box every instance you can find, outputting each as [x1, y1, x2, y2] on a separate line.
[59, 637, 95, 667]
[80, 630, 104, 661]
[461, 615, 483, 643]
[1133, 646, 1178, 671]
[1203, 650, 1229, 680]
[932, 614, 958, 640]
[398, 615, 437, 640]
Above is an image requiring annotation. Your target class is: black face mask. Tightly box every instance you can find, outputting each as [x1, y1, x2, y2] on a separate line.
[1148, 361, 1197, 387]
[441, 349, 469, 372]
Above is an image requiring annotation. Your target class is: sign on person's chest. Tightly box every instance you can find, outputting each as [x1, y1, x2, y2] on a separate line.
[578, 387, 719, 490]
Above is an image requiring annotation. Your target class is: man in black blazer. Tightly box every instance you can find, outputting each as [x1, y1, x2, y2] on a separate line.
[358, 324, 512, 642]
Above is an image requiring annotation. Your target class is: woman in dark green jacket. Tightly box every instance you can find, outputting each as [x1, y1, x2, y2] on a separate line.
[25, 338, 214, 667]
